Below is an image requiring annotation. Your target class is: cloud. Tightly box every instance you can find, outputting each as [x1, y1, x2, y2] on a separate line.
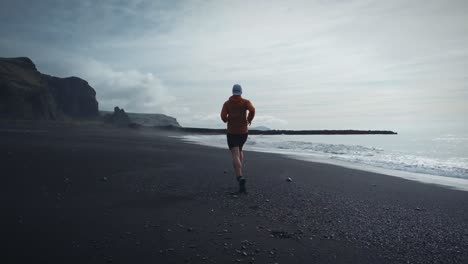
[72, 58, 177, 114]
[181, 113, 223, 128]
[1, 0, 467, 131]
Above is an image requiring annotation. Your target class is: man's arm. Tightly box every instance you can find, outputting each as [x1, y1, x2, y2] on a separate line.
[220, 102, 228, 123]
[246, 101, 255, 125]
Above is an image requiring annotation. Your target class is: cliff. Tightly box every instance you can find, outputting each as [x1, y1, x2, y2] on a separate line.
[101, 107, 131, 127]
[126, 112, 180, 127]
[100, 111, 181, 127]
[0, 57, 98, 120]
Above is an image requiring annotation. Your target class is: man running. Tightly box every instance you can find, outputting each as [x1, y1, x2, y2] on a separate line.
[220, 84, 255, 193]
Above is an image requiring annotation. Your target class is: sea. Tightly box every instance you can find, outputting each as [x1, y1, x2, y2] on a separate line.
[179, 132, 468, 191]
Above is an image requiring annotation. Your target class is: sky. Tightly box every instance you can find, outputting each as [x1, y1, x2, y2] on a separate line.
[1, 0, 467, 133]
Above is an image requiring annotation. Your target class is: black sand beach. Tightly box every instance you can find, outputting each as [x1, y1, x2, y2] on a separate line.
[1, 122, 467, 264]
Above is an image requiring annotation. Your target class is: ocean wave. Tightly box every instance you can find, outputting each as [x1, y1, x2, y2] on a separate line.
[180, 135, 468, 180]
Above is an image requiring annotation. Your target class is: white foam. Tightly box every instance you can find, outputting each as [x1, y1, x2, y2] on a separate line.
[284, 152, 468, 192]
[178, 134, 468, 192]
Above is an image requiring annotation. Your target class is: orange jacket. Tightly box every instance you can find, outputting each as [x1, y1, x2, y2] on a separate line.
[220, 96, 255, 134]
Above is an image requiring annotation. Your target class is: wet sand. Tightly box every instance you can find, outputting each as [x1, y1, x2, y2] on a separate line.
[1, 122, 467, 263]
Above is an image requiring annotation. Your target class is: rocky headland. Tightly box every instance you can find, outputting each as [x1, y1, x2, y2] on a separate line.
[0, 57, 181, 128]
[100, 110, 181, 128]
[0, 57, 98, 120]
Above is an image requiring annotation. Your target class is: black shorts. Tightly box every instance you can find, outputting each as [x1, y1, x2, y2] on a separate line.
[227, 133, 248, 150]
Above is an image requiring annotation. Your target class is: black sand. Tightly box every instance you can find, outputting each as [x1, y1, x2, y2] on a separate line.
[1, 122, 467, 263]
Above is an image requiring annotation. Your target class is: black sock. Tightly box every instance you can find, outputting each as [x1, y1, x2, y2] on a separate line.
[236, 176, 242, 182]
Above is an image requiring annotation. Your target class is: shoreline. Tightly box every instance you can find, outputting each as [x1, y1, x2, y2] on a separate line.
[179, 134, 468, 192]
[1, 123, 468, 263]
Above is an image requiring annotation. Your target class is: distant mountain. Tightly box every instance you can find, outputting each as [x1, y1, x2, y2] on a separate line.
[251, 126, 271, 131]
[0, 57, 98, 120]
[100, 111, 180, 127]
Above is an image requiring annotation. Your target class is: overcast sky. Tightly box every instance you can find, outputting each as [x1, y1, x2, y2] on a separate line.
[1, 0, 467, 132]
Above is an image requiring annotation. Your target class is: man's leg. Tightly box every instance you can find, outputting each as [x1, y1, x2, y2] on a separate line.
[231, 147, 246, 193]
[230, 147, 243, 177]
[238, 134, 247, 171]
[239, 149, 244, 169]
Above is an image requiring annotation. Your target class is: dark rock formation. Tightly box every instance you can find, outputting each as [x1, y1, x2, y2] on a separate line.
[126, 112, 180, 127]
[0, 57, 57, 119]
[46, 76, 98, 118]
[99, 111, 181, 127]
[103, 106, 131, 126]
[0, 57, 98, 120]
